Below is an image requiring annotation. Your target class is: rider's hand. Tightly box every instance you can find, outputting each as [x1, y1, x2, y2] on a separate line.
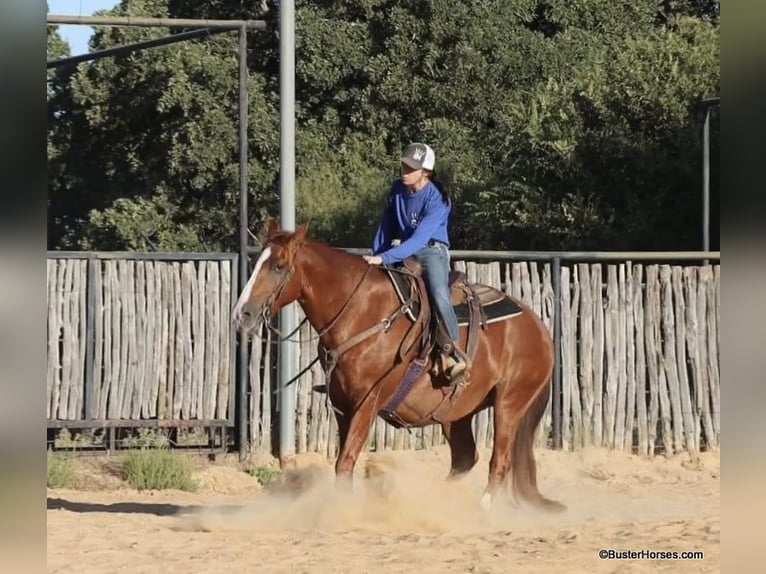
[363, 255, 383, 265]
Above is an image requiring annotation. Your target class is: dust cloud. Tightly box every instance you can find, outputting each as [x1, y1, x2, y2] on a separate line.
[177, 446, 719, 536]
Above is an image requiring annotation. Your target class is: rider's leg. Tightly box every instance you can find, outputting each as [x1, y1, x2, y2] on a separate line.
[414, 243, 466, 378]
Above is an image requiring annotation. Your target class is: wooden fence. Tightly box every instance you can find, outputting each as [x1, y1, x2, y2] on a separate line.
[46, 255, 236, 425]
[47, 254, 720, 457]
[247, 260, 720, 457]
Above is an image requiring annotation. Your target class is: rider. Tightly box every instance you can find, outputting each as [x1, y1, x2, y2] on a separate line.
[362, 142, 467, 380]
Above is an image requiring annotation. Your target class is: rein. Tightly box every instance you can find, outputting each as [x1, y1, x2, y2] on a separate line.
[263, 261, 419, 391]
[256, 260, 378, 388]
[262, 264, 373, 343]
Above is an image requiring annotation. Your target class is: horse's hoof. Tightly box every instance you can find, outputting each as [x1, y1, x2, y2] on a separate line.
[480, 492, 492, 511]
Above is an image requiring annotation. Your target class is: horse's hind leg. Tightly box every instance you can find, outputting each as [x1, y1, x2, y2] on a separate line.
[508, 381, 566, 512]
[481, 381, 526, 510]
[483, 379, 565, 512]
[441, 415, 478, 479]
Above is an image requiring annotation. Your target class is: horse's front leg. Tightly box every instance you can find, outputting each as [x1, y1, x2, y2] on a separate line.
[333, 400, 376, 491]
[333, 409, 350, 486]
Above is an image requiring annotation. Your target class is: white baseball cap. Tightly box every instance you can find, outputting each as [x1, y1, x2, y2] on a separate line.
[400, 142, 435, 170]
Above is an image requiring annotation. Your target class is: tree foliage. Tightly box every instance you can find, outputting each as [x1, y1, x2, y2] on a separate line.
[47, 0, 720, 252]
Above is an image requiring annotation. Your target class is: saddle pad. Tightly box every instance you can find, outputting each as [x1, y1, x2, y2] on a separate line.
[455, 295, 522, 326]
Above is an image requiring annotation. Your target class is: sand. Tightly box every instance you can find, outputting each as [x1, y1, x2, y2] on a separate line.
[47, 446, 719, 573]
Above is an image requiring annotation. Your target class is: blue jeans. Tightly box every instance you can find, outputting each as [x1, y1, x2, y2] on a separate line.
[413, 242, 460, 343]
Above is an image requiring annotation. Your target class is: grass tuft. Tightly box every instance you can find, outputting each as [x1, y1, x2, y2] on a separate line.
[47, 450, 77, 489]
[247, 465, 282, 487]
[121, 448, 198, 492]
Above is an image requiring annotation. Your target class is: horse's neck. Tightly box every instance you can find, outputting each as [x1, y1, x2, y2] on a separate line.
[297, 244, 388, 343]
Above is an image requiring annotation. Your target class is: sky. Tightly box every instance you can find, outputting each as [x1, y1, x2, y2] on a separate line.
[48, 0, 121, 55]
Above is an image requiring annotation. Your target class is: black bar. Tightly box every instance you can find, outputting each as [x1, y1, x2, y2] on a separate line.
[83, 256, 97, 420]
[47, 14, 267, 30]
[237, 25, 251, 460]
[552, 257, 562, 449]
[47, 27, 230, 69]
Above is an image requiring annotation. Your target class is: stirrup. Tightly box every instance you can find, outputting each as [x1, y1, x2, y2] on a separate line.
[441, 354, 467, 381]
[444, 360, 467, 382]
[448, 359, 467, 379]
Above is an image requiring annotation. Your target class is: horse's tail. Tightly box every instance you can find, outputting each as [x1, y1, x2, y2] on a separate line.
[510, 379, 567, 513]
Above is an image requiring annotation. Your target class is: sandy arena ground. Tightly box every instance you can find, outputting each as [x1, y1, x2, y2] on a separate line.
[47, 445, 719, 573]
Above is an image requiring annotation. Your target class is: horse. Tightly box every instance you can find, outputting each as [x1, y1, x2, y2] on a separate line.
[232, 217, 565, 512]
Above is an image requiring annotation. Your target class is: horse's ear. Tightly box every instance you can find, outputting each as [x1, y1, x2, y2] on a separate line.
[293, 220, 310, 244]
[266, 217, 281, 239]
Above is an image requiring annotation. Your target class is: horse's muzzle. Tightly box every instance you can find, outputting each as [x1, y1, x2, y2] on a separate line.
[232, 303, 263, 333]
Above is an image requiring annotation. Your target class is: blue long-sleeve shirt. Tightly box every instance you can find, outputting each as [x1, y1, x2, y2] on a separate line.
[371, 179, 451, 265]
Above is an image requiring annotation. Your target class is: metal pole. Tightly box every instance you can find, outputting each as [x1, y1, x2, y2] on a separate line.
[703, 105, 711, 262]
[84, 255, 97, 420]
[237, 25, 250, 460]
[552, 257, 562, 449]
[47, 27, 229, 69]
[229, 257, 238, 436]
[278, 0, 298, 462]
[47, 14, 267, 30]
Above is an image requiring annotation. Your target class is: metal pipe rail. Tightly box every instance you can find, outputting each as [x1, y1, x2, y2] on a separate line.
[244, 244, 721, 262]
[47, 15, 267, 30]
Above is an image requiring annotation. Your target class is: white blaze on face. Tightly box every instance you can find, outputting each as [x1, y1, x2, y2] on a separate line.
[233, 247, 272, 322]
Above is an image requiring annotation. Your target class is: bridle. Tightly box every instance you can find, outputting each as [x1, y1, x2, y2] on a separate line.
[260, 259, 374, 345]
[251, 243, 417, 392]
[257, 253, 297, 332]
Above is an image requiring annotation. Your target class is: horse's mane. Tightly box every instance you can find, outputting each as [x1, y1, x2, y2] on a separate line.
[305, 238, 427, 281]
[264, 230, 397, 283]
[304, 239, 365, 263]
[302, 238, 388, 276]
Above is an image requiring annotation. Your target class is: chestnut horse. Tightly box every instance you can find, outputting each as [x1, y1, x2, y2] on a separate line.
[233, 218, 564, 512]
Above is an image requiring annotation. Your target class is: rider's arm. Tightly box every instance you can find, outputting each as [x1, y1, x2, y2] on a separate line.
[371, 185, 396, 255]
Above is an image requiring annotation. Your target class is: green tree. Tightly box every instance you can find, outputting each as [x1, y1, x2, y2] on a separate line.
[48, 15, 72, 227]
[48, 0, 277, 251]
[47, 0, 719, 252]
[46, 24, 69, 88]
[286, 0, 719, 250]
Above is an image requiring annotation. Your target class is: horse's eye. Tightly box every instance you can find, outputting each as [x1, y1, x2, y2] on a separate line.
[273, 263, 284, 273]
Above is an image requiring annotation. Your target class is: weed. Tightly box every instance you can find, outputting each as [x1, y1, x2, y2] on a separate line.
[47, 451, 76, 489]
[121, 448, 197, 492]
[247, 465, 282, 487]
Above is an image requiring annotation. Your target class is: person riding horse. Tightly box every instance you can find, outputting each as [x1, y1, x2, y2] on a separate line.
[233, 216, 563, 512]
[362, 142, 467, 381]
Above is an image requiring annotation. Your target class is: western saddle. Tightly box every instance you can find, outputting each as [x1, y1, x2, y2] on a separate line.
[388, 257, 498, 383]
[375, 256, 520, 427]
